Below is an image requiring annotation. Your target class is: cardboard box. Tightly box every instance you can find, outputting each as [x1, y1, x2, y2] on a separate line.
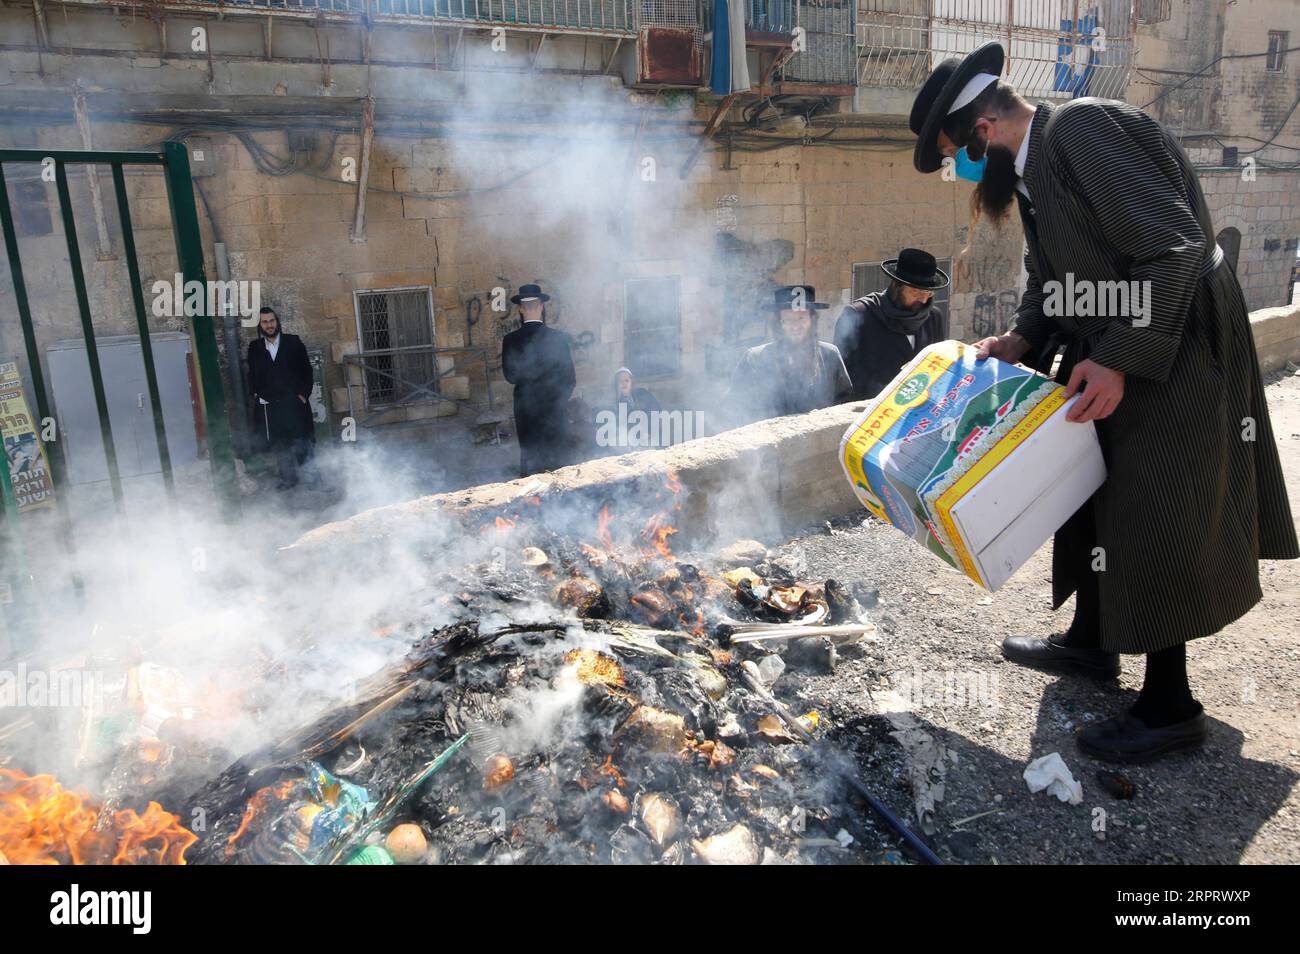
[839, 341, 1106, 590]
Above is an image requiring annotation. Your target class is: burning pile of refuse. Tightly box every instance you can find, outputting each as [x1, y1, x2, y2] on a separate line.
[0, 768, 197, 865]
[3, 471, 908, 865]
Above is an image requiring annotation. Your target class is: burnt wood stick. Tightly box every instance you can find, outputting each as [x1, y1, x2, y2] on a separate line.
[738, 662, 815, 742]
[728, 624, 877, 645]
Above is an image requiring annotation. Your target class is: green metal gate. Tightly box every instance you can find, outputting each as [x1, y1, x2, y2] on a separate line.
[0, 143, 239, 649]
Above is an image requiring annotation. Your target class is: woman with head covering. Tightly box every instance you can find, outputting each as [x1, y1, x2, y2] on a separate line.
[596, 366, 662, 452]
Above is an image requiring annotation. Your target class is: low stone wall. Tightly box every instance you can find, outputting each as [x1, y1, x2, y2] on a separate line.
[292, 304, 1300, 554]
[1252, 303, 1300, 375]
[291, 399, 871, 555]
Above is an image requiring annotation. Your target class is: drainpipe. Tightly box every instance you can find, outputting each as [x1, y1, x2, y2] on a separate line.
[73, 88, 114, 261]
[214, 241, 250, 456]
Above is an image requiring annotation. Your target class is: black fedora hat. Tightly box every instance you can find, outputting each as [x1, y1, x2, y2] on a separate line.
[880, 248, 950, 290]
[510, 283, 551, 305]
[773, 285, 829, 312]
[909, 41, 1005, 174]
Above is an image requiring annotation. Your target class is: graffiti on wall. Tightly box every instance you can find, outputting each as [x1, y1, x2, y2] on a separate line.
[953, 253, 1018, 292]
[970, 289, 1021, 339]
[463, 283, 595, 372]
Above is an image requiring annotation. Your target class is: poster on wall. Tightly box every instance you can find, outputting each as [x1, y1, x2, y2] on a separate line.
[0, 361, 55, 513]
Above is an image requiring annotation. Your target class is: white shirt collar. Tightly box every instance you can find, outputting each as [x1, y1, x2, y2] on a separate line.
[1014, 108, 1036, 200]
[1014, 121, 1032, 179]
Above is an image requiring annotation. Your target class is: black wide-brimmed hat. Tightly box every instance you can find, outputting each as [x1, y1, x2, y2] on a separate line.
[909, 42, 1005, 174]
[773, 285, 829, 312]
[510, 283, 551, 305]
[881, 248, 950, 290]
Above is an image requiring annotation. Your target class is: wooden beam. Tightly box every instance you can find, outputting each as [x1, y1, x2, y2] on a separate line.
[679, 93, 738, 180]
[760, 46, 795, 86]
[31, 0, 50, 49]
[350, 97, 375, 243]
[530, 34, 548, 70]
[602, 36, 624, 75]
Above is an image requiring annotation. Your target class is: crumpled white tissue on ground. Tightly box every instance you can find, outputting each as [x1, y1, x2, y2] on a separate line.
[1023, 752, 1084, 804]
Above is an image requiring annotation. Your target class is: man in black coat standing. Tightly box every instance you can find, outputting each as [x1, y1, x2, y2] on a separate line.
[909, 42, 1298, 763]
[501, 284, 577, 476]
[834, 248, 950, 400]
[725, 285, 853, 428]
[247, 306, 315, 490]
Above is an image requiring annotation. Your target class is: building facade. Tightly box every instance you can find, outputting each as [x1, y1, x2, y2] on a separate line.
[0, 1, 1294, 477]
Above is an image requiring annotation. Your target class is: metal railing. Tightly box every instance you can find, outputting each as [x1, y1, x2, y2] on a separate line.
[0, 145, 239, 636]
[0, 146, 237, 519]
[745, 0, 796, 34]
[69, 0, 639, 33]
[781, 1, 857, 86]
[737, 1, 858, 87]
[856, 0, 1135, 100]
[377, 0, 636, 29]
[343, 345, 496, 430]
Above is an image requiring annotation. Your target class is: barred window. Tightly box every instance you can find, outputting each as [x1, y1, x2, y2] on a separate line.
[353, 286, 437, 406]
[1266, 32, 1288, 73]
[13, 180, 52, 238]
[1136, 0, 1172, 25]
[623, 276, 681, 378]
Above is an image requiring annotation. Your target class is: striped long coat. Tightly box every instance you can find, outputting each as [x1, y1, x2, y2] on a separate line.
[1011, 99, 1298, 653]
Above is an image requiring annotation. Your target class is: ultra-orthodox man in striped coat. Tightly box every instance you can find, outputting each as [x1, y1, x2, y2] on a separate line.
[910, 43, 1298, 764]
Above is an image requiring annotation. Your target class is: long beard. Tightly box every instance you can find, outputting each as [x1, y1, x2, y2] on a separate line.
[972, 143, 1020, 225]
[781, 330, 816, 369]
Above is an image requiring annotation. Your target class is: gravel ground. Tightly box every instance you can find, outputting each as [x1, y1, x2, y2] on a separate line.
[747, 369, 1300, 865]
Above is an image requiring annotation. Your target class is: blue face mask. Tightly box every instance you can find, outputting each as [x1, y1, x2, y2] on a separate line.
[954, 147, 987, 184]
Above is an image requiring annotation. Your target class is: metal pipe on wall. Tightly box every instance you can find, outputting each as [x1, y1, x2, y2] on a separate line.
[214, 241, 251, 457]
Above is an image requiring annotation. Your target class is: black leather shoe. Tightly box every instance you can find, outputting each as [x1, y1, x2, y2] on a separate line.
[1001, 634, 1120, 679]
[1076, 708, 1207, 764]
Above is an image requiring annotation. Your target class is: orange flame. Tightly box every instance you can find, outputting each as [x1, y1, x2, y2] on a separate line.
[664, 468, 682, 497]
[494, 516, 517, 532]
[0, 769, 196, 865]
[640, 512, 678, 559]
[596, 505, 615, 552]
[225, 779, 297, 858]
[678, 608, 705, 636]
[599, 755, 625, 789]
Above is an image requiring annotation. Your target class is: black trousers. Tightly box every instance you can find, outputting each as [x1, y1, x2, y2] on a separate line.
[1059, 499, 1102, 647]
[520, 442, 568, 477]
[261, 400, 314, 486]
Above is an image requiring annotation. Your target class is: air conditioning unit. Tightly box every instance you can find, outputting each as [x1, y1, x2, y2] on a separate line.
[637, 27, 703, 85]
[635, 1, 703, 86]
